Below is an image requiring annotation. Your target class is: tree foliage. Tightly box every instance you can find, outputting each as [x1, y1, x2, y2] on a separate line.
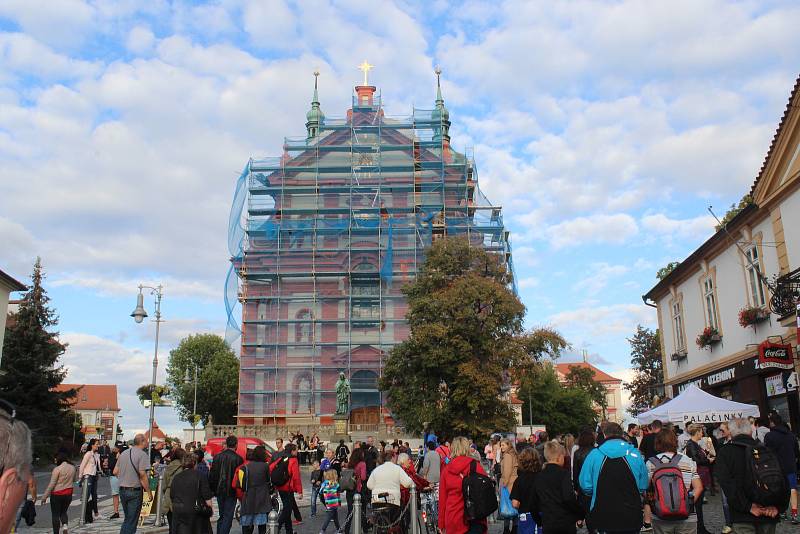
[715, 194, 754, 232]
[166, 334, 239, 425]
[564, 365, 608, 413]
[624, 325, 664, 416]
[136, 384, 171, 406]
[0, 258, 77, 459]
[379, 237, 568, 441]
[517, 364, 597, 436]
[656, 262, 680, 281]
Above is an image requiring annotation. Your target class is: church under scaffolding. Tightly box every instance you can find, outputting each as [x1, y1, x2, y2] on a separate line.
[226, 69, 515, 427]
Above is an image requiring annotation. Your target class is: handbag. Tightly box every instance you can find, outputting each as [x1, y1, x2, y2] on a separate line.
[194, 476, 213, 518]
[498, 486, 519, 519]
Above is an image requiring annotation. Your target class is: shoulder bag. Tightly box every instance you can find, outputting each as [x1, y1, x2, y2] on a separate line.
[195, 474, 213, 518]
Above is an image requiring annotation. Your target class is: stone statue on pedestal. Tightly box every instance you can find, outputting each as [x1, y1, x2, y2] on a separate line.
[335, 372, 351, 415]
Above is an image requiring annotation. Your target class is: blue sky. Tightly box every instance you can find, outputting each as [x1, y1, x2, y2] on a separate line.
[2, 0, 799, 436]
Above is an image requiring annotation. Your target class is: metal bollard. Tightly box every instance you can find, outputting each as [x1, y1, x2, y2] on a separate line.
[353, 493, 362, 534]
[154, 470, 165, 526]
[268, 510, 279, 534]
[78, 475, 89, 526]
[410, 485, 420, 534]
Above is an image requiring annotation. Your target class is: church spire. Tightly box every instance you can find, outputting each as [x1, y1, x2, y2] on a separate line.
[306, 70, 324, 140]
[432, 65, 450, 143]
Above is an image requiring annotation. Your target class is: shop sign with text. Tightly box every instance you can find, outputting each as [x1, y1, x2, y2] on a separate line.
[758, 341, 794, 370]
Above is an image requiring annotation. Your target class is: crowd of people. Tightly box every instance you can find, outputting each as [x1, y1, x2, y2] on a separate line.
[1, 399, 799, 534]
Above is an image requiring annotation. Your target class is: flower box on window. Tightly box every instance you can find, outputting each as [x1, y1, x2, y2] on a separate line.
[671, 350, 688, 361]
[696, 326, 722, 349]
[738, 306, 770, 328]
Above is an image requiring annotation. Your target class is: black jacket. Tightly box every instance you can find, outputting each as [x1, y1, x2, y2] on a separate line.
[532, 464, 584, 533]
[208, 448, 243, 498]
[764, 425, 798, 475]
[639, 433, 657, 461]
[716, 434, 787, 524]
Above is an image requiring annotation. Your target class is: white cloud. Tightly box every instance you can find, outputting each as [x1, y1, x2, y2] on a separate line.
[0, 33, 99, 80]
[545, 214, 639, 249]
[548, 303, 656, 340]
[50, 275, 219, 301]
[574, 263, 629, 296]
[641, 213, 717, 240]
[518, 277, 540, 290]
[0, 0, 95, 48]
[126, 26, 155, 54]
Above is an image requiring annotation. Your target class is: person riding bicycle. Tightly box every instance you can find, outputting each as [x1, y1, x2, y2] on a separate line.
[367, 451, 414, 530]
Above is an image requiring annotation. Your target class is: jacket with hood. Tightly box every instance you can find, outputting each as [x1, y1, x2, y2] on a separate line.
[579, 437, 648, 532]
[764, 424, 798, 475]
[438, 456, 488, 534]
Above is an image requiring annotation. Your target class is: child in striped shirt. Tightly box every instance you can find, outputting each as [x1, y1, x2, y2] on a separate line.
[320, 469, 341, 534]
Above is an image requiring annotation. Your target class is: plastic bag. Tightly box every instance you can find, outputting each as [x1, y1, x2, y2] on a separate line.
[498, 486, 519, 519]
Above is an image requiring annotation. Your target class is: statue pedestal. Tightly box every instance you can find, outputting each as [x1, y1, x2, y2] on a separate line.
[333, 413, 350, 442]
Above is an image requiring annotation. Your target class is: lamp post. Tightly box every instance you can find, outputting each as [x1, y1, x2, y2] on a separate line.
[131, 284, 164, 460]
[184, 365, 199, 445]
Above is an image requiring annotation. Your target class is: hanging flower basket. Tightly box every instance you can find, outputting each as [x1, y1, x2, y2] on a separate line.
[738, 306, 770, 328]
[696, 326, 722, 349]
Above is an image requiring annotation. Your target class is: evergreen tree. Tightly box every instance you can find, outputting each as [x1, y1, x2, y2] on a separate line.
[166, 334, 239, 425]
[517, 363, 597, 435]
[0, 258, 76, 458]
[379, 237, 567, 440]
[624, 325, 664, 416]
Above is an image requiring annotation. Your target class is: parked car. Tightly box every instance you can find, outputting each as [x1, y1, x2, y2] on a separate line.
[205, 437, 275, 465]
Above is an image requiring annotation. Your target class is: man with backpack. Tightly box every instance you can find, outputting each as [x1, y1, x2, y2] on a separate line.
[579, 422, 649, 534]
[208, 435, 243, 534]
[269, 443, 303, 534]
[765, 413, 799, 524]
[717, 417, 789, 534]
[646, 429, 703, 534]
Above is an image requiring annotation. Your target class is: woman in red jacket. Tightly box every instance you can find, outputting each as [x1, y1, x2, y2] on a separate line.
[438, 437, 488, 534]
[269, 444, 303, 534]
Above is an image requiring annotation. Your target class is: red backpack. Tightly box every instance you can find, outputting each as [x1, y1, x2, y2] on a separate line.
[649, 454, 690, 520]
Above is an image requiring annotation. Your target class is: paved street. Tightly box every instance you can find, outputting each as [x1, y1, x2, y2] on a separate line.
[14, 467, 800, 534]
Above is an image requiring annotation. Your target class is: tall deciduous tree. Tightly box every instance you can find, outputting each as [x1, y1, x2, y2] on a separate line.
[379, 237, 567, 440]
[0, 258, 77, 458]
[564, 365, 608, 415]
[625, 325, 664, 416]
[166, 334, 239, 425]
[517, 363, 597, 435]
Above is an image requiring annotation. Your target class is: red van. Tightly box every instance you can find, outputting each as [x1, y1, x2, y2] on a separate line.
[205, 437, 275, 464]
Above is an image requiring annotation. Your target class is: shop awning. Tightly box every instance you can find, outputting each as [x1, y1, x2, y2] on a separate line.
[637, 384, 760, 425]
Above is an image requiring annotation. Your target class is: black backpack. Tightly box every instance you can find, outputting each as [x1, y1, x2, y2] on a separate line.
[736, 442, 788, 506]
[270, 457, 291, 487]
[462, 459, 498, 521]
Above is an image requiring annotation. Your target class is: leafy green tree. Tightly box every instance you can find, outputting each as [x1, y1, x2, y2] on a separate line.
[0, 258, 77, 459]
[517, 363, 597, 435]
[625, 325, 664, 416]
[564, 364, 608, 416]
[715, 194, 754, 231]
[166, 334, 239, 425]
[379, 237, 568, 440]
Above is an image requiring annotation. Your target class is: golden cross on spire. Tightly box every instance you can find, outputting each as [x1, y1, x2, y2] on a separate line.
[358, 60, 374, 86]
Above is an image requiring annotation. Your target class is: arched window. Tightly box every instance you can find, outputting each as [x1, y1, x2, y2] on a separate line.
[295, 309, 313, 343]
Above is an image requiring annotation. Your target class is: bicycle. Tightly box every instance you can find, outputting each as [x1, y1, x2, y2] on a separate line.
[419, 485, 438, 534]
[368, 492, 404, 534]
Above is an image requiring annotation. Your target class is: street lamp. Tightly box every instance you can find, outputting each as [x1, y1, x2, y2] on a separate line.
[131, 284, 164, 459]
[184, 365, 199, 445]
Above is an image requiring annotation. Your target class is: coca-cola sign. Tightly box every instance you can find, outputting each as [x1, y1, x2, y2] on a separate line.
[758, 341, 794, 370]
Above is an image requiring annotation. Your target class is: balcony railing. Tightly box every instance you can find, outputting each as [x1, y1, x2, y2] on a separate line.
[770, 267, 800, 317]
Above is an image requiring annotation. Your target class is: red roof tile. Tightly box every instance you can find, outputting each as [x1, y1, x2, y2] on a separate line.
[146, 421, 167, 441]
[555, 362, 622, 384]
[55, 384, 119, 411]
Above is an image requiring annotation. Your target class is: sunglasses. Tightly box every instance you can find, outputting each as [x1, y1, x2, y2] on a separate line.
[0, 398, 16, 474]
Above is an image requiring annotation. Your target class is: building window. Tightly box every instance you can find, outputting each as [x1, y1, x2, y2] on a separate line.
[745, 246, 766, 307]
[703, 277, 718, 329]
[296, 310, 313, 343]
[672, 300, 686, 352]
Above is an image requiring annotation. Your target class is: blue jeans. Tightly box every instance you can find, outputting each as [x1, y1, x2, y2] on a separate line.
[119, 487, 143, 534]
[217, 495, 238, 534]
[311, 486, 320, 516]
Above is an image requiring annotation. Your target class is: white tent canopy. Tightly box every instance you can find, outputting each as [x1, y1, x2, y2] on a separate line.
[637, 384, 760, 425]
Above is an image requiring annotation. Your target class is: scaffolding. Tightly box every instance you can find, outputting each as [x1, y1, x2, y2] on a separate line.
[226, 84, 515, 426]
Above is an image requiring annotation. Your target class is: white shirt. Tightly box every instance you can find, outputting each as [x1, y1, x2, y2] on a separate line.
[677, 433, 691, 453]
[79, 450, 100, 477]
[366, 462, 413, 506]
